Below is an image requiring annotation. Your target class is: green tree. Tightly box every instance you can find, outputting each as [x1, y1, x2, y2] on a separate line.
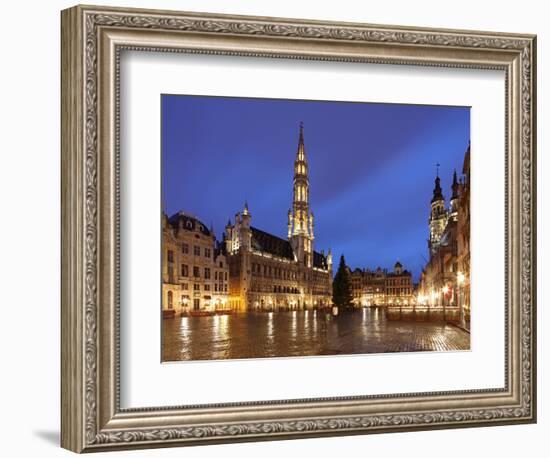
[332, 255, 354, 310]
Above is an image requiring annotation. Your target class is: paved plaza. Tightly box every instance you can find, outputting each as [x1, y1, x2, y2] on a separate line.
[162, 307, 470, 361]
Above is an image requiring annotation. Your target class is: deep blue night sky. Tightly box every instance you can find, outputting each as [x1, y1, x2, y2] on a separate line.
[162, 95, 470, 282]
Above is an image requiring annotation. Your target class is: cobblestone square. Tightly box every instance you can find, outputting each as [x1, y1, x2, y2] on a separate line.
[162, 308, 470, 361]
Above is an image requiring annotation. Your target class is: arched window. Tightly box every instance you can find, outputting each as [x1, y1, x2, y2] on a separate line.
[167, 291, 173, 309]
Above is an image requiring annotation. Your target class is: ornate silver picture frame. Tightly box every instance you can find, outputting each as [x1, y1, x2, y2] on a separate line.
[61, 4, 536, 452]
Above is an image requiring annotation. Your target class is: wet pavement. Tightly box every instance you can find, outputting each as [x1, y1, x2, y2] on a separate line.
[162, 307, 470, 362]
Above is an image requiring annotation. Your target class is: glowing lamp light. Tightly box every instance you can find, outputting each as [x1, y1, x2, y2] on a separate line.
[457, 272, 466, 284]
[442, 285, 450, 295]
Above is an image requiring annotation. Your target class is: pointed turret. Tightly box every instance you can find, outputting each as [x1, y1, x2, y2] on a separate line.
[431, 175, 444, 203]
[241, 201, 251, 232]
[224, 218, 233, 254]
[451, 169, 459, 199]
[449, 169, 460, 220]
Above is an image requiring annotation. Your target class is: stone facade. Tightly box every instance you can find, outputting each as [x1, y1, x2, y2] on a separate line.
[456, 146, 471, 320]
[162, 212, 229, 315]
[224, 124, 333, 312]
[385, 262, 414, 305]
[418, 145, 470, 317]
[350, 263, 413, 307]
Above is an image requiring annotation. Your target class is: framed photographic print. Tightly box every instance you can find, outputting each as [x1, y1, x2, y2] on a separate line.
[61, 4, 537, 453]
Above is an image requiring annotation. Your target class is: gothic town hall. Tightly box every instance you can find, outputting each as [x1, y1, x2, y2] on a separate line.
[162, 124, 333, 314]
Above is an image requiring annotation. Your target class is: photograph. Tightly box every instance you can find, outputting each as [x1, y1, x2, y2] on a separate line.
[161, 95, 471, 362]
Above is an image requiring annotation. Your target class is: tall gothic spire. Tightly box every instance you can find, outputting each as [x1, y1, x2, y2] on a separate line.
[296, 121, 306, 162]
[431, 174, 444, 203]
[292, 122, 309, 222]
[289, 122, 314, 266]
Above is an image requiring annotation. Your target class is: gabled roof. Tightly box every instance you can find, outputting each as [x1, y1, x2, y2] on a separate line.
[313, 251, 328, 269]
[250, 226, 329, 270]
[251, 227, 294, 260]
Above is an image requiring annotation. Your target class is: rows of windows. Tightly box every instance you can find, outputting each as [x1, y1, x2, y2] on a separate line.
[251, 262, 298, 280]
[167, 246, 213, 261]
[249, 283, 331, 295]
[177, 282, 229, 293]
[386, 288, 412, 295]
[273, 285, 300, 294]
[250, 283, 301, 294]
[249, 262, 330, 295]
[386, 277, 412, 286]
[355, 287, 412, 296]
[166, 292, 220, 311]
[251, 262, 327, 282]
[177, 264, 228, 280]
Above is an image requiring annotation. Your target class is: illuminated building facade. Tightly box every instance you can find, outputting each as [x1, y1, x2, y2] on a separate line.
[456, 146, 471, 320]
[385, 262, 414, 305]
[224, 124, 333, 312]
[351, 268, 364, 305]
[418, 145, 470, 319]
[162, 212, 229, 315]
[350, 263, 413, 307]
